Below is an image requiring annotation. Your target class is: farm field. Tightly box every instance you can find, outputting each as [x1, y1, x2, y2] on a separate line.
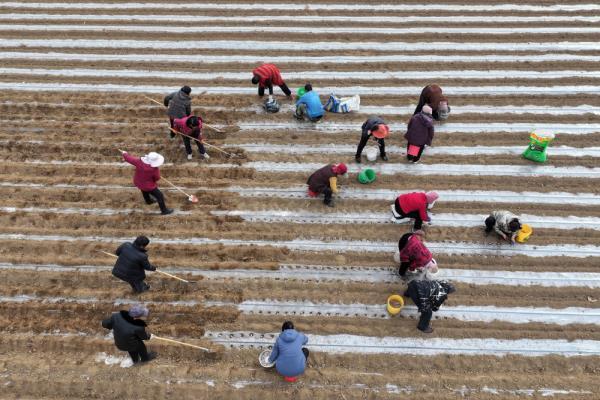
[0, 0, 600, 398]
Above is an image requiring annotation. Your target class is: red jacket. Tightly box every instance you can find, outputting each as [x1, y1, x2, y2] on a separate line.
[252, 64, 284, 87]
[173, 115, 202, 138]
[400, 235, 433, 272]
[398, 192, 429, 222]
[123, 153, 160, 191]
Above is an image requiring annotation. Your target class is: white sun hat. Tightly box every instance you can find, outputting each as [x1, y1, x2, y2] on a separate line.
[141, 152, 164, 168]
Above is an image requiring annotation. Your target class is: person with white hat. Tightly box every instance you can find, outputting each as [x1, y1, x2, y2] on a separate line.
[355, 116, 389, 163]
[101, 304, 157, 363]
[121, 151, 173, 215]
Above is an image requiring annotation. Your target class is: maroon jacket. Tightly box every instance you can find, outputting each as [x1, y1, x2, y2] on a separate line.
[123, 153, 160, 191]
[404, 112, 434, 146]
[174, 115, 202, 138]
[307, 164, 336, 193]
[400, 234, 433, 272]
[397, 192, 429, 222]
[252, 64, 285, 87]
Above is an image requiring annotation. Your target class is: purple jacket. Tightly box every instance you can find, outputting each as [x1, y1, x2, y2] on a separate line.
[404, 112, 434, 146]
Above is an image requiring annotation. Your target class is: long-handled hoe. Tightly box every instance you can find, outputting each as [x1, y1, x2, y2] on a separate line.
[98, 250, 192, 283]
[142, 94, 225, 133]
[161, 176, 199, 204]
[151, 335, 210, 352]
[168, 127, 237, 159]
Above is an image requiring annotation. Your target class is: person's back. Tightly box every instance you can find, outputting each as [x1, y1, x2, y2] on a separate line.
[296, 90, 324, 119]
[112, 242, 151, 282]
[271, 328, 308, 377]
[405, 112, 434, 146]
[165, 88, 191, 119]
[307, 164, 335, 192]
[103, 310, 149, 350]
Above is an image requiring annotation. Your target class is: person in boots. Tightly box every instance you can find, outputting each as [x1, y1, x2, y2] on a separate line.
[395, 230, 438, 280]
[268, 321, 309, 381]
[121, 150, 173, 215]
[355, 116, 389, 163]
[485, 210, 522, 244]
[413, 84, 450, 121]
[111, 235, 156, 293]
[306, 163, 348, 207]
[404, 280, 455, 333]
[405, 105, 434, 163]
[164, 85, 192, 138]
[102, 304, 157, 363]
[294, 83, 324, 122]
[172, 115, 210, 161]
[251, 63, 292, 98]
[391, 191, 438, 230]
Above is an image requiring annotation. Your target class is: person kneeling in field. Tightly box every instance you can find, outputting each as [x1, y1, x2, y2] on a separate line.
[112, 235, 156, 294]
[268, 321, 309, 382]
[306, 163, 348, 207]
[391, 191, 438, 230]
[485, 210, 522, 245]
[173, 115, 209, 161]
[102, 304, 157, 364]
[294, 83, 324, 122]
[404, 280, 455, 333]
[395, 230, 438, 281]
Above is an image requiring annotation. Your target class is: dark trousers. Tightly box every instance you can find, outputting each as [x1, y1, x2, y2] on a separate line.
[295, 103, 322, 122]
[322, 187, 333, 205]
[394, 198, 423, 230]
[183, 131, 206, 155]
[406, 143, 425, 162]
[127, 279, 150, 293]
[356, 132, 385, 157]
[128, 342, 149, 363]
[169, 117, 175, 138]
[302, 347, 309, 360]
[405, 285, 433, 331]
[141, 188, 168, 213]
[258, 83, 291, 97]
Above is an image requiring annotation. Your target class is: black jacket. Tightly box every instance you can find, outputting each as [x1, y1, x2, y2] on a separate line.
[361, 115, 385, 136]
[164, 90, 191, 119]
[102, 311, 150, 351]
[405, 280, 455, 314]
[112, 242, 155, 282]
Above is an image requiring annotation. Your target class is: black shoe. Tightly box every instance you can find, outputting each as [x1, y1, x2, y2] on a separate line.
[355, 155, 361, 163]
[140, 352, 157, 363]
[325, 201, 335, 208]
[169, 132, 175, 139]
[161, 208, 174, 215]
[419, 326, 434, 334]
[381, 154, 389, 161]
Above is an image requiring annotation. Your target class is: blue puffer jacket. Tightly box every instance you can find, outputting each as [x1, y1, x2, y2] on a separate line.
[268, 329, 308, 377]
[296, 91, 324, 119]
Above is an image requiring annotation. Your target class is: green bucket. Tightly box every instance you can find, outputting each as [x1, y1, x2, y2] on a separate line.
[297, 87, 306, 97]
[358, 168, 376, 184]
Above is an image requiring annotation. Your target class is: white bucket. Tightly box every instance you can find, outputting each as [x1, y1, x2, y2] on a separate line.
[393, 250, 400, 264]
[259, 349, 275, 368]
[366, 146, 378, 162]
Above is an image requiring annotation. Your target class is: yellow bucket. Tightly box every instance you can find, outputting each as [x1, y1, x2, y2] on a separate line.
[516, 224, 533, 243]
[386, 295, 404, 316]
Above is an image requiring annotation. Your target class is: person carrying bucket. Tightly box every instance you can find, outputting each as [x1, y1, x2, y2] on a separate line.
[267, 321, 309, 382]
[251, 63, 292, 99]
[173, 115, 210, 161]
[413, 84, 450, 121]
[163, 86, 192, 139]
[405, 105, 434, 163]
[355, 116, 389, 163]
[395, 230, 438, 281]
[306, 163, 347, 207]
[121, 150, 173, 215]
[294, 83, 324, 122]
[404, 280, 455, 333]
[485, 210, 522, 245]
[391, 191, 438, 230]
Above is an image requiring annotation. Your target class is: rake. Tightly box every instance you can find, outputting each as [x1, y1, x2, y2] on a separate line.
[142, 94, 225, 133]
[161, 177, 199, 204]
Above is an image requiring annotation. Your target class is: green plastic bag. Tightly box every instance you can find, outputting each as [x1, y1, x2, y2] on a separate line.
[522, 131, 555, 163]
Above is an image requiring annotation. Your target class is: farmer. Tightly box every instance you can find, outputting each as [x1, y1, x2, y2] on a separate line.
[404, 280, 455, 333]
[102, 304, 157, 363]
[485, 210, 522, 244]
[163, 85, 192, 138]
[268, 321, 309, 381]
[391, 191, 438, 230]
[405, 105, 434, 163]
[294, 83, 324, 122]
[112, 235, 156, 293]
[251, 63, 292, 98]
[307, 163, 348, 207]
[395, 230, 438, 280]
[355, 116, 389, 163]
[173, 115, 209, 161]
[121, 150, 173, 215]
[413, 84, 450, 121]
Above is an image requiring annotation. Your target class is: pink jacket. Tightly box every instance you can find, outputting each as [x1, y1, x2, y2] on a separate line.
[123, 153, 160, 191]
[173, 115, 203, 138]
[398, 192, 429, 222]
[400, 235, 433, 272]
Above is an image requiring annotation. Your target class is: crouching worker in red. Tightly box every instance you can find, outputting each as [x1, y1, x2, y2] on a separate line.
[173, 115, 209, 161]
[268, 321, 309, 382]
[121, 150, 173, 215]
[404, 280, 455, 333]
[307, 163, 348, 207]
[102, 304, 157, 363]
[395, 230, 438, 281]
[251, 63, 292, 98]
[391, 191, 438, 230]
